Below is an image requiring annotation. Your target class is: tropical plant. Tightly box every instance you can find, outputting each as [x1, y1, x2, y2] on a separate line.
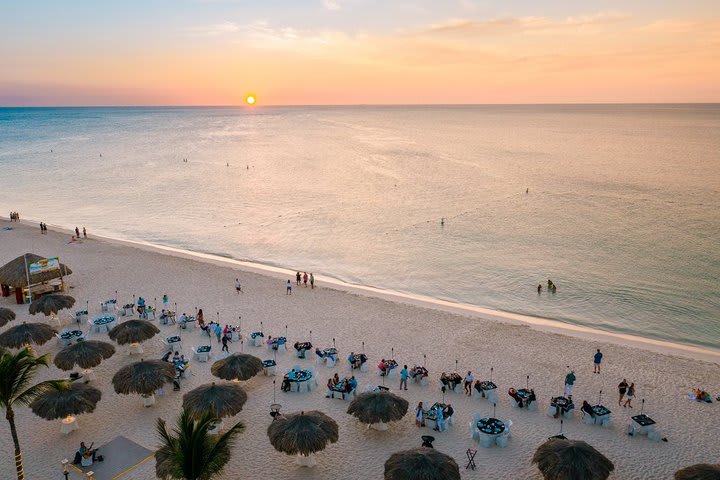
[0, 348, 64, 480]
[155, 408, 244, 480]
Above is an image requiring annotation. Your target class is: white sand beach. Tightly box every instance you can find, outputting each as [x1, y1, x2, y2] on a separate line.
[0, 219, 718, 479]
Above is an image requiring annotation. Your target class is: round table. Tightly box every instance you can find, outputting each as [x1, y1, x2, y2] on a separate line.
[91, 315, 116, 333]
[287, 369, 313, 391]
[477, 417, 505, 435]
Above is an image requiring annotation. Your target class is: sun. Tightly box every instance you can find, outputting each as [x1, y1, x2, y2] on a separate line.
[245, 94, 256, 105]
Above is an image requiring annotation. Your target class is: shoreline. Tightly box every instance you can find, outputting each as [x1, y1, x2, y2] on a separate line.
[7, 216, 719, 364]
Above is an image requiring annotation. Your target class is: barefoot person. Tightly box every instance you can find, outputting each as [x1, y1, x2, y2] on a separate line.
[623, 382, 635, 408]
[286, 280, 292, 295]
[593, 349, 603, 374]
[235, 278, 243, 294]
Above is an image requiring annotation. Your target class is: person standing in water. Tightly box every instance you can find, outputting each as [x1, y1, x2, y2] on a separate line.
[82, 227, 87, 238]
[303, 272, 308, 287]
[537, 284, 542, 294]
[310, 273, 315, 289]
[75, 227, 80, 238]
[296, 271, 301, 286]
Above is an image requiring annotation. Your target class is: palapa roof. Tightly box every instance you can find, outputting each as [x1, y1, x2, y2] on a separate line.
[532, 438, 614, 480]
[384, 447, 460, 480]
[182, 382, 248, 419]
[267, 410, 339, 456]
[675, 464, 720, 480]
[30, 381, 102, 420]
[0, 308, 16, 328]
[347, 390, 409, 425]
[54, 340, 116, 370]
[0, 253, 72, 288]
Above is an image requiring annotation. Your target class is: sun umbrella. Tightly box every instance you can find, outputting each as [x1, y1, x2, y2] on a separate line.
[533, 438, 614, 480]
[675, 464, 720, 480]
[211, 353, 263, 381]
[0, 307, 16, 327]
[54, 340, 116, 370]
[347, 391, 409, 427]
[0, 253, 72, 288]
[29, 294, 76, 316]
[384, 447, 460, 480]
[108, 319, 160, 345]
[112, 359, 175, 396]
[267, 410, 339, 459]
[0, 322, 57, 348]
[30, 381, 102, 420]
[182, 382, 248, 419]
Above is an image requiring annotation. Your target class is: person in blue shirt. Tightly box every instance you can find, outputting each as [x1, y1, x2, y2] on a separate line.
[399, 365, 409, 390]
[593, 349, 603, 374]
[348, 376, 358, 391]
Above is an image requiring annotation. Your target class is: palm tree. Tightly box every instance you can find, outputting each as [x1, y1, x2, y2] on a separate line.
[0, 348, 62, 480]
[155, 408, 244, 480]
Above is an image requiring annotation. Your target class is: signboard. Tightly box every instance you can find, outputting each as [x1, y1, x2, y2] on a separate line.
[28, 257, 60, 275]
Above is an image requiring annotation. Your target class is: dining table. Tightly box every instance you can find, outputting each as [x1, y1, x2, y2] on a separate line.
[90, 315, 116, 333]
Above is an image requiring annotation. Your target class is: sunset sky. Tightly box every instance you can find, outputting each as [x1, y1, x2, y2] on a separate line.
[2, 0, 719, 106]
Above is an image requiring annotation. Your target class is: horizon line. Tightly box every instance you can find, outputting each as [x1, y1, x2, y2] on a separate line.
[2, 101, 719, 108]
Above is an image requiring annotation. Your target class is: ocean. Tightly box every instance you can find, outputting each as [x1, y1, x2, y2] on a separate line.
[1, 105, 719, 349]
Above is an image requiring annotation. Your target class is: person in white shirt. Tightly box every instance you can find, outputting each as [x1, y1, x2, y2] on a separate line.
[179, 313, 188, 329]
[464, 371, 474, 396]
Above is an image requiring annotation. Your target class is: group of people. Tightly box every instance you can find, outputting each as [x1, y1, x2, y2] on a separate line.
[415, 402, 454, 432]
[618, 379, 636, 407]
[38, 222, 48, 233]
[347, 352, 368, 369]
[508, 387, 537, 408]
[8, 211, 20, 221]
[377, 358, 398, 375]
[325, 373, 358, 397]
[266, 335, 286, 350]
[314, 348, 337, 364]
[293, 341, 313, 358]
[690, 388, 713, 403]
[440, 372, 463, 391]
[295, 271, 315, 289]
[537, 279, 558, 294]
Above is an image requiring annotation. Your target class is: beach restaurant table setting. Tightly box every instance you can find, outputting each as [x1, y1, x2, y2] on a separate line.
[101, 299, 117, 313]
[475, 380, 498, 401]
[90, 315, 116, 333]
[250, 331, 265, 346]
[548, 396, 574, 418]
[423, 402, 447, 429]
[287, 369, 316, 392]
[164, 335, 182, 352]
[192, 345, 211, 362]
[629, 413, 660, 439]
[262, 359, 277, 376]
[586, 405, 612, 426]
[476, 417, 508, 448]
[58, 329, 85, 345]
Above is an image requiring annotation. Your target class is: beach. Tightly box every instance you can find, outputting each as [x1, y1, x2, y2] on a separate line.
[0, 218, 718, 479]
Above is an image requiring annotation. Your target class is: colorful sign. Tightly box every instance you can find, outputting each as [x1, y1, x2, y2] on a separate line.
[28, 257, 60, 275]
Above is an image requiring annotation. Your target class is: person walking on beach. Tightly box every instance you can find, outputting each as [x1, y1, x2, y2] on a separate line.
[593, 349, 603, 374]
[162, 294, 169, 309]
[564, 370, 576, 399]
[399, 365, 409, 390]
[464, 371, 474, 396]
[537, 284, 542, 294]
[221, 333, 230, 352]
[39, 222, 43, 234]
[618, 379, 628, 406]
[235, 278, 243, 294]
[623, 383, 635, 408]
[310, 273, 315, 289]
[83, 227, 87, 238]
[215, 323, 223, 343]
[303, 272, 308, 287]
[286, 280, 292, 295]
[296, 271, 301, 286]
[75, 226, 80, 238]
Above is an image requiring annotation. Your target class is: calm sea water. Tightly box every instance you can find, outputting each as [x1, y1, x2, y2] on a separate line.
[1, 105, 719, 349]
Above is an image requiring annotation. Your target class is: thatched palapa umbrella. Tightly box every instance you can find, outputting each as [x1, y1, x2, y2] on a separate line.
[347, 390, 409, 430]
[183, 382, 247, 431]
[384, 447, 460, 480]
[0, 307, 16, 327]
[30, 381, 102, 429]
[109, 319, 160, 345]
[0, 253, 72, 288]
[54, 340, 116, 370]
[112, 359, 175, 407]
[29, 294, 75, 316]
[211, 353, 263, 381]
[267, 410, 339, 466]
[533, 438, 614, 480]
[675, 464, 720, 480]
[0, 322, 57, 348]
